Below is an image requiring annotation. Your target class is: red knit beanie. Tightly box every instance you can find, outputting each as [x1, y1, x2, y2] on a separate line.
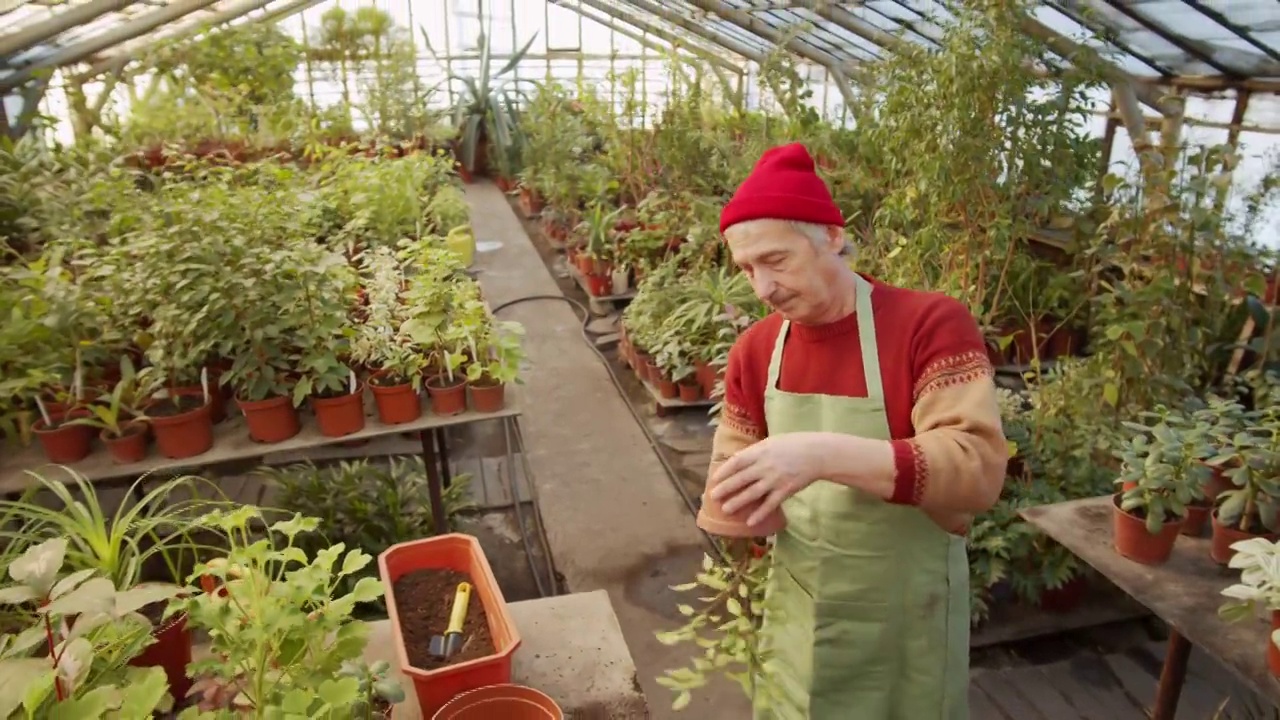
[720, 142, 844, 234]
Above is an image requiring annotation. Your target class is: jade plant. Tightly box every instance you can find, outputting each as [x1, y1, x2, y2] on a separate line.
[655, 543, 779, 711]
[0, 538, 178, 718]
[1114, 412, 1215, 533]
[1208, 372, 1280, 534]
[178, 507, 399, 719]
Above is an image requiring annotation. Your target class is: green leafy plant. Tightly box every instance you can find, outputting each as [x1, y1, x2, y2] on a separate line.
[655, 544, 778, 711]
[1114, 411, 1215, 533]
[178, 507, 397, 719]
[0, 538, 178, 718]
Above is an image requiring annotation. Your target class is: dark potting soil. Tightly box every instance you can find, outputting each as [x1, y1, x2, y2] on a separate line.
[149, 394, 204, 418]
[392, 568, 494, 671]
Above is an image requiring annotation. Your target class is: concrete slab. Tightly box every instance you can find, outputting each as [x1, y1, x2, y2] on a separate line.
[366, 590, 648, 718]
[465, 183, 752, 718]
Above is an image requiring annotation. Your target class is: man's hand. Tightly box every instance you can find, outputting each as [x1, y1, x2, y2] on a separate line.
[709, 433, 828, 526]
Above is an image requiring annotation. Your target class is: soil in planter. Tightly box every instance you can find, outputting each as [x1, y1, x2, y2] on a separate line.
[392, 568, 494, 671]
[149, 394, 206, 417]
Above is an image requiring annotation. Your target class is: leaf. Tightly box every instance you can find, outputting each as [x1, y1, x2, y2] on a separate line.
[47, 686, 120, 719]
[48, 569, 98, 601]
[9, 538, 68, 595]
[117, 666, 173, 717]
[0, 585, 38, 605]
[115, 583, 182, 616]
[347, 576, 385, 604]
[673, 690, 692, 710]
[42, 578, 115, 617]
[339, 550, 372, 576]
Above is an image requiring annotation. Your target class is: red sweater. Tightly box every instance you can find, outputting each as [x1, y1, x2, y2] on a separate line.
[722, 275, 994, 506]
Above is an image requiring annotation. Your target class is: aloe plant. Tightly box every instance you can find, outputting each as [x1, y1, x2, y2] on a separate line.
[419, 19, 539, 174]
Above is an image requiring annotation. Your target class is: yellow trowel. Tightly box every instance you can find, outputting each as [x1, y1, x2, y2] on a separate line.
[429, 582, 472, 659]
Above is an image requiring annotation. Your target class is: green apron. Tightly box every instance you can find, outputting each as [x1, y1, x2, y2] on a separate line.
[754, 274, 970, 720]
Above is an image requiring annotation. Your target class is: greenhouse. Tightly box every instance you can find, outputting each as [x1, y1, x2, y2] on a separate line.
[1, 0, 1278, 718]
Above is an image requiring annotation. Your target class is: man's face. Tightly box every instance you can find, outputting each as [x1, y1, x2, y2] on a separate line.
[725, 220, 841, 323]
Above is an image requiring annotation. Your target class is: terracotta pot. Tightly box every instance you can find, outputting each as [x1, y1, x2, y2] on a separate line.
[379, 535, 521, 718]
[311, 385, 366, 438]
[236, 395, 300, 444]
[657, 376, 678, 400]
[370, 376, 422, 425]
[129, 611, 193, 703]
[32, 409, 95, 464]
[149, 392, 214, 459]
[641, 358, 659, 385]
[1270, 611, 1280, 678]
[1210, 509, 1279, 565]
[175, 381, 226, 424]
[1204, 464, 1233, 501]
[432, 684, 563, 719]
[678, 381, 701, 402]
[1111, 494, 1181, 565]
[695, 361, 716, 398]
[102, 421, 148, 465]
[1181, 502, 1211, 537]
[427, 376, 468, 416]
[1038, 573, 1089, 614]
[469, 381, 506, 413]
[696, 460, 787, 539]
[575, 254, 594, 276]
[585, 273, 610, 297]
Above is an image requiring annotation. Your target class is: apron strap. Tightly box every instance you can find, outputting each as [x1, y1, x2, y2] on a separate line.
[765, 275, 885, 399]
[767, 319, 790, 391]
[852, 274, 884, 401]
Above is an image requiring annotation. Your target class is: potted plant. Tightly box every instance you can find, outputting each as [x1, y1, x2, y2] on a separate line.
[0, 538, 179, 718]
[1219, 537, 1280, 677]
[352, 247, 425, 425]
[465, 320, 525, 413]
[0, 469, 228, 703]
[228, 350, 300, 444]
[1204, 373, 1280, 563]
[65, 358, 157, 465]
[1111, 421, 1208, 565]
[181, 507, 402, 718]
[30, 396, 95, 464]
[655, 542, 780, 711]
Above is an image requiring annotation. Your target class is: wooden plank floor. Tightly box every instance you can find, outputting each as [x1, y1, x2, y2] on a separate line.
[970, 619, 1278, 719]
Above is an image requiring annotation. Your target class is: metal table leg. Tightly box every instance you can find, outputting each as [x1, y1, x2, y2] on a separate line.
[434, 427, 453, 489]
[419, 429, 448, 535]
[1152, 629, 1192, 720]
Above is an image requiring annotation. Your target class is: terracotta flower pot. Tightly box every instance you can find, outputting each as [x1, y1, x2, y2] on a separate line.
[311, 385, 367, 438]
[642, 358, 659, 385]
[677, 381, 701, 402]
[1037, 573, 1089, 614]
[379, 535, 521, 718]
[432, 684, 563, 720]
[427, 376, 468, 416]
[585, 274, 610, 297]
[696, 459, 787, 539]
[575, 254, 594, 276]
[657, 376, 678, 400]
[1111, 494, 1181, 565]
[468, 381, 506, 413]
[32, 409, 95, 463]
[149, 392, 214, 460]
[129, 611, 193, 703]
[370, 375, 422, 425]
[695, 361, 716, 398]
[236, 395, 300, 444]
[102, 421, 149, 465]
[1210, 509, 1279, 566]
[1181, 502, 1211, 537]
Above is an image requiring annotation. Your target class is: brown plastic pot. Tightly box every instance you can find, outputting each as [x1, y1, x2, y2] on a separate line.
[1111, 494, 1181, 565]
[149, 392, 214, 460]
[370, 375, 422, 425]
[696, 462, 787, 538]
[677, 381, 701, 402]
[32, 409, 95, 464]
[237, 395, 300, 444]
[469, 381, 506, 413]
[311, 385, 366, 438]
[1181, 502, 1211, 537]
[102, 421, 149, 465]
[433, 684, 563, 720]
[656, 377, 678, 400]
[1210, 509, 1278, 566]
[427, 376, 468, 416]
[695, 361, 716, 398]
[129, 611, 193, 703]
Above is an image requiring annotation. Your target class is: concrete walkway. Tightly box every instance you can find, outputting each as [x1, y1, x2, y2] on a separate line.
[465, 182, 751, 719]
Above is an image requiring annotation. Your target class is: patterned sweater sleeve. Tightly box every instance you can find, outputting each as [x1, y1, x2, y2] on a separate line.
[887, 296, 1007, 518]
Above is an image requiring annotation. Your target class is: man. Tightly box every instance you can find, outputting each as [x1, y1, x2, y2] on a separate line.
[699, 142, 1007, 720]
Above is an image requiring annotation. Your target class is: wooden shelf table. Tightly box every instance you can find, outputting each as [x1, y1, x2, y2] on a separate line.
[1021, 495, 1280, 719]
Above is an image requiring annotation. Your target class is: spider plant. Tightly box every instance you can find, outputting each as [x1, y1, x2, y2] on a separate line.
[0, 468, 231, 592]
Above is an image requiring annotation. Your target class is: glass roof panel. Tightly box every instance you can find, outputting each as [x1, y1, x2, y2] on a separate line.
[1030, 4, 1166, 77]
[781, 6, 887, 63]
[653, 0, 776, 57]
[579, 0, 753, 63]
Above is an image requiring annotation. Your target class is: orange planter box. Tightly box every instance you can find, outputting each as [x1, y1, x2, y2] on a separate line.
[378, 534, 521, 718]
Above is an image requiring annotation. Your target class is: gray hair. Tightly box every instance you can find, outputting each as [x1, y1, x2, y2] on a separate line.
[732, 219, 853, 257]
